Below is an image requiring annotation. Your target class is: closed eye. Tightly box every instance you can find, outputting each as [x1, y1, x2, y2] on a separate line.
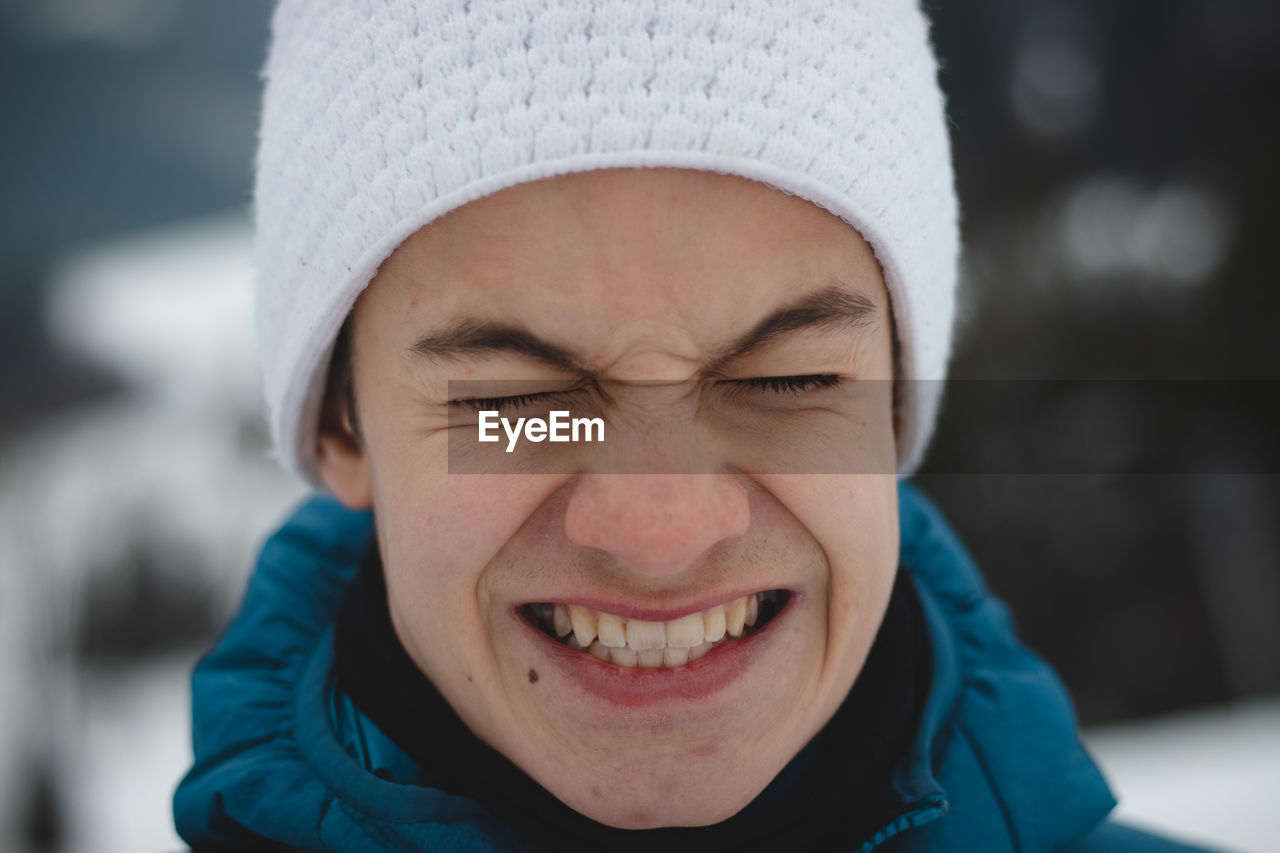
[450, 385, 597, 412]
[731, 374, 844, 394]
[451, 375, 842, 411]
[450, 391, 559, 412]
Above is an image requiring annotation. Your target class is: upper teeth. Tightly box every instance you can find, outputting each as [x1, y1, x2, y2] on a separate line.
[550, 594, 763, 668]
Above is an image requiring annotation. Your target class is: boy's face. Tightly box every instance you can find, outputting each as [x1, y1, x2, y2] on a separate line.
[320, 168, 899, 828]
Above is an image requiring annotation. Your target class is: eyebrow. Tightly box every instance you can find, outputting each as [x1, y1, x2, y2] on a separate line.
[408, 281, 878, 376]
[705, 282, 878, 373]
[410, 318, 591, 373]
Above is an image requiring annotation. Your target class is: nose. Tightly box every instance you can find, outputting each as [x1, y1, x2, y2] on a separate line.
[564, 474, 751, 577]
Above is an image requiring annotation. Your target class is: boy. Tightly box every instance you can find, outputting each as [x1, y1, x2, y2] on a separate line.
[174, 1, 1217, 850]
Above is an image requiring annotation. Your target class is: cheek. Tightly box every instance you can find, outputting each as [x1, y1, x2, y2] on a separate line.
[764, 473, 899, 628]
[372, 474, 562, 643]
[829, 479, 899, 664]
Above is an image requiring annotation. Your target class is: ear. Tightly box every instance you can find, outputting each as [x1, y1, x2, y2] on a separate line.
[315, 385, 373, 510]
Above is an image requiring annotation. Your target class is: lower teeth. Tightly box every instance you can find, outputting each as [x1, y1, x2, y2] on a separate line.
[570, 636, 722, 668]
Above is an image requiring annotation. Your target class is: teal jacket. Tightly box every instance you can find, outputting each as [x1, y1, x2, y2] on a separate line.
[173, 481, 1217, 851]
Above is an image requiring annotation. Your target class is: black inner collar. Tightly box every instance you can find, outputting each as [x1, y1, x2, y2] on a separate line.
[333, 544, 931, 851]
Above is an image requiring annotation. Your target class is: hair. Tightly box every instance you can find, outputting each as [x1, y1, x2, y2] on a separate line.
[325, 315, 361, 442]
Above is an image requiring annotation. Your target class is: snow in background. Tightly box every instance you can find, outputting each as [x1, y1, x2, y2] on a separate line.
[0, 215, 304, 852]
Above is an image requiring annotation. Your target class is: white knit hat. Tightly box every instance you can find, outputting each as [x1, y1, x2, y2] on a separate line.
[255, 0, 959, 485]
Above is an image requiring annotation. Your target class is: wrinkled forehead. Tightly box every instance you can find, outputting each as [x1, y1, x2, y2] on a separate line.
[354, 168, 890, 370]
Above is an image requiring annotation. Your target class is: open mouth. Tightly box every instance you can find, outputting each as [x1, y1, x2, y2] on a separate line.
[521, 591, 790, 669]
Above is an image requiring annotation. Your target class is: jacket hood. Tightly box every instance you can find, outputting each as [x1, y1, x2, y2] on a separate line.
[174, 481, 1116, 851]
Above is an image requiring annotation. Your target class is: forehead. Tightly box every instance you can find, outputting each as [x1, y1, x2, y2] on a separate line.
[357, 168, 887, 367]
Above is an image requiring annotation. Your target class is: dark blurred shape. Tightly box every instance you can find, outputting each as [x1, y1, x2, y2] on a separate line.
[74, 538, 225, 662]
[20, 762, 62, 853]
[927, 380, 1280, 474]
[0, 260, 122, 438]
[924, 0, 1280, 725]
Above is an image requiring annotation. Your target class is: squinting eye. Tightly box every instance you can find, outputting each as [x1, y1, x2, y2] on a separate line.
[451, 378, 842, 412]
[735, 374, 843, 394]
[449, 385, 595, 413]
[450, 391, 558, 412]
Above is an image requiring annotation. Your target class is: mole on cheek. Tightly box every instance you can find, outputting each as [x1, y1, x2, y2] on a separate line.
[527, 668, 539, 684]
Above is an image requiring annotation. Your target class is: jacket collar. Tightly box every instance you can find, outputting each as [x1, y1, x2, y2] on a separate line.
[894, 479, 1116, 851]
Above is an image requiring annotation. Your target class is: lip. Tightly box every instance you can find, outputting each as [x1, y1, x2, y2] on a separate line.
[513, 590, 795, 708]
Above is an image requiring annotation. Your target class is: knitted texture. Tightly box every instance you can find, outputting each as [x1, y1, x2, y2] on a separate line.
[255, 0, 959, 484]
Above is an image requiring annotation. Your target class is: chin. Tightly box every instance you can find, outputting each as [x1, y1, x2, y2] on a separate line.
[533, 753, 789, 830]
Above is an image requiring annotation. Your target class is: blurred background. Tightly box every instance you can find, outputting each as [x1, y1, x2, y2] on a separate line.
[1, 1, 1277, 851]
